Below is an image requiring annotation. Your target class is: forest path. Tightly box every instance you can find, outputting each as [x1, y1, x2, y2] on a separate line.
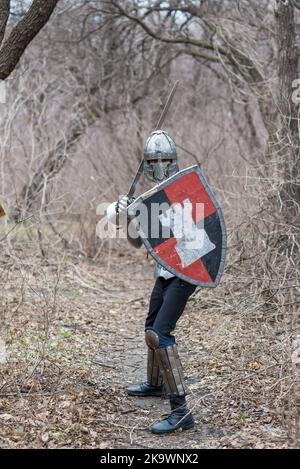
[74, 245, 224, 449]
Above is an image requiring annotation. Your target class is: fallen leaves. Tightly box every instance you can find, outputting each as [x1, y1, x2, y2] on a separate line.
[0, 245, 296, 449]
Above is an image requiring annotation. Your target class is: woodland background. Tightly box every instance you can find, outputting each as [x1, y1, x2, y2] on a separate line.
[0, 0, 299, 449]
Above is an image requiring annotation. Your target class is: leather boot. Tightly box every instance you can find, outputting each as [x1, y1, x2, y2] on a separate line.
[127, 347, 164, 397]
[151, 395, 194, 434]
[127, 382, 164, 397]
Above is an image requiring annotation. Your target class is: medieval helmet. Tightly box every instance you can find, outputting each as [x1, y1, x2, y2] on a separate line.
[143, 130, 178, 183]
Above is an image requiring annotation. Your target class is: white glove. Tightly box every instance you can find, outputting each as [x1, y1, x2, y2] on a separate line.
[118, 195, 130, 215]
[106, 196, 130, 225]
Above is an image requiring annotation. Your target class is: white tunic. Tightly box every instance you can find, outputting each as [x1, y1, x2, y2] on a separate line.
[154, 263, 175, 280]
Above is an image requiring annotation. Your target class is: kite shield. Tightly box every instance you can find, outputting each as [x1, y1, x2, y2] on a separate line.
[128, 165, 227, 287]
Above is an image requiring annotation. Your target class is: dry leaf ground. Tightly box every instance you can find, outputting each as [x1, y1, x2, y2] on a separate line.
[0, 238, 298, 449]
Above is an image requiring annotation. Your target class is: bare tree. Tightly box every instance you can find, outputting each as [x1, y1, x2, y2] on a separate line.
[13, 0, 177, 214]
[105, 1, 300, 216]
[104, 1, 276, 135]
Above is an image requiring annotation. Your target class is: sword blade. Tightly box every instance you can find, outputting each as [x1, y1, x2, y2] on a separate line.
[127, 81, 179, 198]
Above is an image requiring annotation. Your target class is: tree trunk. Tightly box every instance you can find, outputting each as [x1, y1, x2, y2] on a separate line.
[0, 0, 10, 47]
[275, 0, 300, 217]
[0, 0, 59, 80]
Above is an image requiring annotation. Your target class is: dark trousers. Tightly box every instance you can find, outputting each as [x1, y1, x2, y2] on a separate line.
[145, 276, 196, 344]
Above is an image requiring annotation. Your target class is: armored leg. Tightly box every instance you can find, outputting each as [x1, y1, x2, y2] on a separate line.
[145, 329, 194, 434]
[127, 346, 164, 397]
[145, 329, 186, 396]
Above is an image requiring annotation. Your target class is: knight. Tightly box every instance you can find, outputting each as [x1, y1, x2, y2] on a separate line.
[106, 130, 196, 434]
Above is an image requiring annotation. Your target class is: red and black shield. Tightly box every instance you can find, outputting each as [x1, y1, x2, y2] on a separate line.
[127, 165, 227, 287]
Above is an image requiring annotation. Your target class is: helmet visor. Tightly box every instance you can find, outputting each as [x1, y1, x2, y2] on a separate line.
[148, 159, 173, 182]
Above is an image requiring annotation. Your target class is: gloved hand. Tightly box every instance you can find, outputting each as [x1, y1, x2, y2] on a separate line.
[106, 195, 134, 225]
[117, 195, 130, 215]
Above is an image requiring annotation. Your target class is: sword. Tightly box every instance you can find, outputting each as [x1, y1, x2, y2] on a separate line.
[127, 80, 179, 200]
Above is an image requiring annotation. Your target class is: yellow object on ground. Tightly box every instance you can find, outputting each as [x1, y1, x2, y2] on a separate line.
[0, 202, 6, 218]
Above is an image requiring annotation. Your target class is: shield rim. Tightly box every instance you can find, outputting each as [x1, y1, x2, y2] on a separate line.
[128, 165, 227, 287]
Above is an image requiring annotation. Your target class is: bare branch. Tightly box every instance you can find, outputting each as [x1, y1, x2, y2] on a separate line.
[109, 0, 232, 61]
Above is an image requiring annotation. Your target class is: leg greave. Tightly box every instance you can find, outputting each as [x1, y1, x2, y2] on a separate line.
[156, 344, 186, 396]
[145, 329, 187, 396]
[147, 347, 163, 387]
